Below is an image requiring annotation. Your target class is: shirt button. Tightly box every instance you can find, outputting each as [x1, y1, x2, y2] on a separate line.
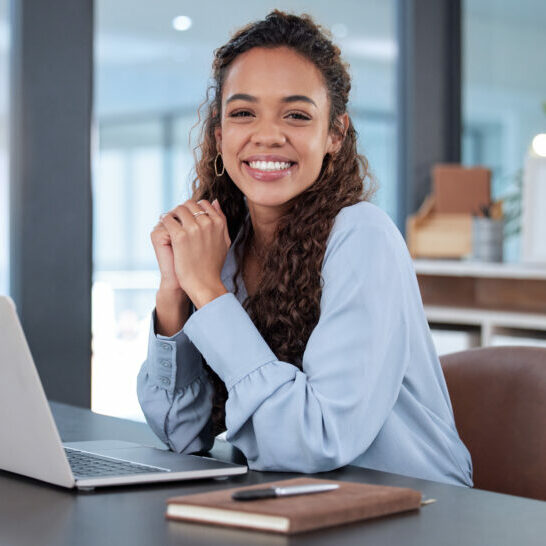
[160, 360, 172, 369]
[160, 377, 171, 386]
[161, 343, 172, 352]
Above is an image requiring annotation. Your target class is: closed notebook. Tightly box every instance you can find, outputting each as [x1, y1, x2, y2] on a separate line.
[165, 477, 423, 534]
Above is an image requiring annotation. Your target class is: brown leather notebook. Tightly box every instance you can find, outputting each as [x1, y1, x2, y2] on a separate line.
[165, 477, 423, 534]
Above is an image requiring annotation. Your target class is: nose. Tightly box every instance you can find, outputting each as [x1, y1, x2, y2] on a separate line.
[250, 118, 286, 147]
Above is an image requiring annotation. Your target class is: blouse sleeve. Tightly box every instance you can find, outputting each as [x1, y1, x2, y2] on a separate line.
[182, 211, 413, 472]
[136, 310, 215, 454]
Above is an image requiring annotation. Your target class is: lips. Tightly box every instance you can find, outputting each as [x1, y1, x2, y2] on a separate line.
[241, 154, 297, 182]
[242, 159, 297, 182]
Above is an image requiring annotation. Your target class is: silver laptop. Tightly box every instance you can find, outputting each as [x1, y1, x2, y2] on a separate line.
[0, 295, 247, 490]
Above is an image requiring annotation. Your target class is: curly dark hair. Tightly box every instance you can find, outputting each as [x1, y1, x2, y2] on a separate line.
[191, 10, 374, 437]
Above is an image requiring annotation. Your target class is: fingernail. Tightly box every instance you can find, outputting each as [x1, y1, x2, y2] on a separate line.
[212, 199, 218, 206]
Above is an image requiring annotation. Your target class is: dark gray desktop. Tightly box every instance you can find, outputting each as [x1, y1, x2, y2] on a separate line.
[0, 402, 545, 546]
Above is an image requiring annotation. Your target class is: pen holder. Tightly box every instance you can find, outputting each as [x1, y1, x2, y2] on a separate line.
[471, 217, 504, 262]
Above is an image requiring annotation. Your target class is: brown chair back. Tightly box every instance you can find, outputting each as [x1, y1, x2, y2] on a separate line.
[440, 346, 546, 501]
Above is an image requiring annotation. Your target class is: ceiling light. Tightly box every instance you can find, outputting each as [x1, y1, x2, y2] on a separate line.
[172, 16, 192, 32]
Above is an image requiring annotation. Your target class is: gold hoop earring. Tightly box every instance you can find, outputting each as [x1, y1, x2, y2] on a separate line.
[214, 153, 225, 177]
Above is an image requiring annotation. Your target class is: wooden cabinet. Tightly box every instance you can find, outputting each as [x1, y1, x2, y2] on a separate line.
[414, 260, 546, 347]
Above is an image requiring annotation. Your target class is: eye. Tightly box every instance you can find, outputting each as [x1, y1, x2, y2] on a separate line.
[286, 112, 312, 121]
[229, 110, 254, 118]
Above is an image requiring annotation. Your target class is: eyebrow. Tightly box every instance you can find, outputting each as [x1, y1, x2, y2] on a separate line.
[282, 95, 317, 107]
[225, 93, 317, 107]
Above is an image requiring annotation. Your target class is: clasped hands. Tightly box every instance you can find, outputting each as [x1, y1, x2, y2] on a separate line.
[151, 198, 231, 309]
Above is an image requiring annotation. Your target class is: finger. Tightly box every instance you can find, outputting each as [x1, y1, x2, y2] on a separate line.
[183, 199, 214, 220]
[211, 198, 227, 221]
[162, 209, 182, 225]
[151, 222, 171, 244]
[212, 200, 230, 246]
[182, 199, 205, 213]
[160, 213, 185, 238]
[196, 199, 222, 224]
[199, 199, 230, 246]
[155, 216, 170, 229]
[175, 202, 208, 231]
[224, 228, 231, 248]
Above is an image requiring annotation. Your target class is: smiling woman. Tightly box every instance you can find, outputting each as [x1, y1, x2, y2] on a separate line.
[136, 10, 473, 486]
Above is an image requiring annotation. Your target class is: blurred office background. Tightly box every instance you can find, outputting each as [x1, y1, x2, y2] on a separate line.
[1, 0, 545, 420]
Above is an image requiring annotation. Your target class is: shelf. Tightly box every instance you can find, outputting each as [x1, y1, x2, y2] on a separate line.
[424, 306, 546, 330]
[425, 305, 546, 347]
[413, 259, 546, 280]
[414, 261, 546, 314]
[415, 260, 546, 348]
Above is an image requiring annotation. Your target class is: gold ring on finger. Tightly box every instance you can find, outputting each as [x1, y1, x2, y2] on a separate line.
[192, 211, 208, 218]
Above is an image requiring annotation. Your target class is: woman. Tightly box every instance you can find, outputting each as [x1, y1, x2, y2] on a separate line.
[137, 10, 473, 486]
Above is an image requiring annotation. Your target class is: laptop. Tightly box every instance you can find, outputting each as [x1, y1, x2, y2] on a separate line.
[0, 295, 247, 490]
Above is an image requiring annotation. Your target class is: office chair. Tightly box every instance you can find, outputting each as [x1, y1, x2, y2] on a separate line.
[440, 346, 546, 501]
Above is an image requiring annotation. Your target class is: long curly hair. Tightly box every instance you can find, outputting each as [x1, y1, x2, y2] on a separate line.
[191, 10, 374, 437]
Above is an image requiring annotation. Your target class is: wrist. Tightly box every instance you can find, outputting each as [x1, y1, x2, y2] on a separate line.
[156, 287, 190, 315]
[155, 292, 191, 337]
[157, 283, 186, 300]
[188, 281, 228, 310]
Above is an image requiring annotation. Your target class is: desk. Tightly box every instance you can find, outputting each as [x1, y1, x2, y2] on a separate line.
[1, 403, 545, 546]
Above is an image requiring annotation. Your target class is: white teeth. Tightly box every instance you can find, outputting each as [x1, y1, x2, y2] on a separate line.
[248, 160, 291, 171]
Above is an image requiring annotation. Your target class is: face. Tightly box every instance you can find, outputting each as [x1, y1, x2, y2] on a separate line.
[215, 46, 347, 216]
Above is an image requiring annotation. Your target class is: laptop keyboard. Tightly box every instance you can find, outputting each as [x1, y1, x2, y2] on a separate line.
[64, 447, 170, 478]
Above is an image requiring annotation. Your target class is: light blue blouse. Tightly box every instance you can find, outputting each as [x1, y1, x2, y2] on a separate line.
[137, 202, 473, 486]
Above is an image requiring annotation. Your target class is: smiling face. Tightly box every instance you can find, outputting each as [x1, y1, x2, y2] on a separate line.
[215, 46, 346, 217]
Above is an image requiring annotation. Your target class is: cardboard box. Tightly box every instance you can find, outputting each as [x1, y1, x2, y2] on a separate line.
[406, 195, 472, 259]
[433, 164, 491, 215]
[407, 194, 503, 259]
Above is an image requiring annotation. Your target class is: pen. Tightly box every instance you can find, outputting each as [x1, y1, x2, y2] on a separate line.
[232, 483, 339, 501]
